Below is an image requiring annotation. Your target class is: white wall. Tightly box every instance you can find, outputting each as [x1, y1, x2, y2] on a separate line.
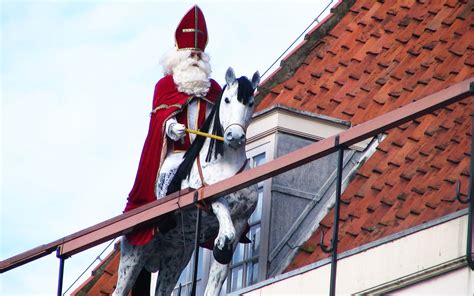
[241, 214, 472, 295]
[393, 267, 474, 295]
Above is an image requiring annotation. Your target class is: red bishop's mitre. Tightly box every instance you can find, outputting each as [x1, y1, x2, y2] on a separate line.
[175, 5, 208, 52]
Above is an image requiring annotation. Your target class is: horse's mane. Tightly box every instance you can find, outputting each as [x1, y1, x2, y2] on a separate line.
[166, 86, 225, 195]
[166, 76, 254, 196]
[236, 76, 254, 105]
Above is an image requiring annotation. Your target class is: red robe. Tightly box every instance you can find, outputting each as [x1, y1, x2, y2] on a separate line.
[125, 75, 221, 246]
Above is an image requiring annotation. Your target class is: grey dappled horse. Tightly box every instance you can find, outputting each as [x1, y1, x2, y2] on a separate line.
[114, 68, 260, 296]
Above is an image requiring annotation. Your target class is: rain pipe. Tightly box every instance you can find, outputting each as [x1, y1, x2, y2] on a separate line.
[467, 108, 474, 270]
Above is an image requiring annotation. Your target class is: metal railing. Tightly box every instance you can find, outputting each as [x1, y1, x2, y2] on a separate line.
[1, 78, 473, 295]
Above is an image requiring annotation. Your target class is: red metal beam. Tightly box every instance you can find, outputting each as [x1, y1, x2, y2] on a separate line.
[1, 78, 473, 273]
[0, 240, 62, 273]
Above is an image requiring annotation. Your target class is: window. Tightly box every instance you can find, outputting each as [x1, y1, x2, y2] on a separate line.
[172, 248, 204, 296]
[172, 152, 267, 296]
[223, 152, 266, 293]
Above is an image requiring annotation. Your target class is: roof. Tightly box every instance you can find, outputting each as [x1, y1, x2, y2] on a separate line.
[71, 244, 122, 296]
[74, 0, 473, 292]
[255, 0, 473, 271]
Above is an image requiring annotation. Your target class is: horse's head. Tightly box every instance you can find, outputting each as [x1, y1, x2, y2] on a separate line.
[219, 67, 260, 149]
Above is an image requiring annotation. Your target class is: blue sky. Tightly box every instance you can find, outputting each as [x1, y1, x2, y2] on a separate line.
[1, 1, 334, 294]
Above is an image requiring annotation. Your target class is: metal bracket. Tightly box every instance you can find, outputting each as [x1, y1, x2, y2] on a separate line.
[334, 134, 348, 150]
[193, 190, 199, 203]
[335, 134, 340, 146]
[319, 229, 333, 254]
[455, 179, 470, 204]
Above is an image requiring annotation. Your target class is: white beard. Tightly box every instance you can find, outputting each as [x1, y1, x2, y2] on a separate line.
[160, 49, 212, 97]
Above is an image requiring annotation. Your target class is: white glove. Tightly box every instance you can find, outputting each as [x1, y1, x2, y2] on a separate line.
[167, 121, 186, 141]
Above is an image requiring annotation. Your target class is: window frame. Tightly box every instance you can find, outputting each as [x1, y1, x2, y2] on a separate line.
[244, 136, 275, 284]
[223, 136, 275, 293]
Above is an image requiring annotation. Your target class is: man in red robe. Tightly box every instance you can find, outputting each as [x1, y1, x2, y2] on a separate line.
[124, 5, 222, 246]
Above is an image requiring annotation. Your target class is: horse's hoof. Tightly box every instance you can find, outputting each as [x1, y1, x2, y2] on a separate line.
[213, 242, 233, 264]
[156, 213, 177, 233]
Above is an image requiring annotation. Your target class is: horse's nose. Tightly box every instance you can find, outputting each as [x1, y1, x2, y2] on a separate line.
[225, 131, 245, 142]
[225, 129, 245, 149]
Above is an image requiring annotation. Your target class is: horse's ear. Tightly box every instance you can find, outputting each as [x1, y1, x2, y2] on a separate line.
[225, 67, 236, 85]
[251, 71, 260, 90]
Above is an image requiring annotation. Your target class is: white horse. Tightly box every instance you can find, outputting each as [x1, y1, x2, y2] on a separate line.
[114, 67, 260, 296]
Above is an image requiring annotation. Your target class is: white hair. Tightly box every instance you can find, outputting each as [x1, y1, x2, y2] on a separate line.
[159, 48, 212, 97]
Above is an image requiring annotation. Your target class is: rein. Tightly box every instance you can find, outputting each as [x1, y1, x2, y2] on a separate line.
[197, 120, 248, 186]
[168, 76, 253, 195]
[194, 157, 248, 215]
[186, 128, 224, 142]
[196, 155, 248, 187]
[186, 122, 247, 143]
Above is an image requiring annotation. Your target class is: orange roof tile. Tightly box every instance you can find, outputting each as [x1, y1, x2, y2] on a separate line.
[71, 246, 123, 296]
[257, 0, 474, 272]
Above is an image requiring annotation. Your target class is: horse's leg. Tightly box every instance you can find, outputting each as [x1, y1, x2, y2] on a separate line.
[113, 237, 148, 296]
[211, 197, 236, 264]
[154, 245, 194, 296]
[204, 218, 247, 296]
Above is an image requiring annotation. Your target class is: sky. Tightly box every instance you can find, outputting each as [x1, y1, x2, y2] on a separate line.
[1, 0, 335, 294]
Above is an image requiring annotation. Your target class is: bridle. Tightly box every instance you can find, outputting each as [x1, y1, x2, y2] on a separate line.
[197, 122, 248, 187]
[195, 85, 251, 187]
[223, 123, 247, 138]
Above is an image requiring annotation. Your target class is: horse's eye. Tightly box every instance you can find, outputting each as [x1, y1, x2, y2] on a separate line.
[248, 101, 254, 107]
[225, 97, 230, 103]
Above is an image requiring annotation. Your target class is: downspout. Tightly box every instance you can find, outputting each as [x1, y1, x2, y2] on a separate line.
[319, 135, 344, 295]
[454, 89, 474, 270]
[467, 109, 474, 270]
[56, 248, 66, 296]
[191, 191, 202, 296]
[329, 137, 344, 295]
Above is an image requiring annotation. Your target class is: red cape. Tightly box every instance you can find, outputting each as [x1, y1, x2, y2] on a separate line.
[125, 75, 221, 245]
